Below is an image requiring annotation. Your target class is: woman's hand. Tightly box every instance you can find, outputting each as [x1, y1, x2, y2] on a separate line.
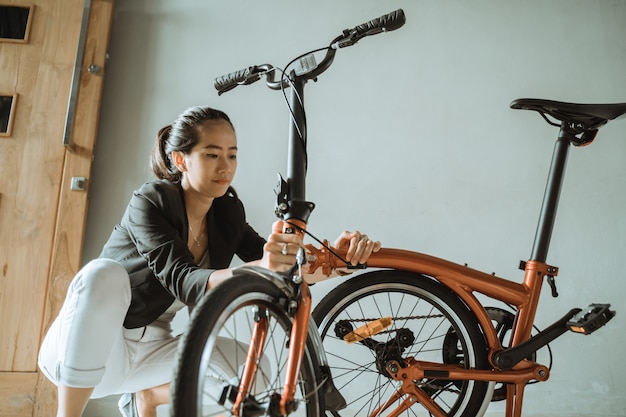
[260, 220, 305, 272]
[333, 230, 381, 266]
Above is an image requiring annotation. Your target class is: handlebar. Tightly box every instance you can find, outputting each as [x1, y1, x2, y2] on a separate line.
[214, 9, 405, 95]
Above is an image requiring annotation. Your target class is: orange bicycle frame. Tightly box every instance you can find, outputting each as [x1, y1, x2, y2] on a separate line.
[305, 244, 555, 417]
[299, 135, 575, 417]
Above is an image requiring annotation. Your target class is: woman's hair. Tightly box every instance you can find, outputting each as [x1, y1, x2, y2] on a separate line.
[150, 106, 234, 181]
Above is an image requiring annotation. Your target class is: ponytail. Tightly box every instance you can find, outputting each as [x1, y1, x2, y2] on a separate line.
[150, 124, 182, 181]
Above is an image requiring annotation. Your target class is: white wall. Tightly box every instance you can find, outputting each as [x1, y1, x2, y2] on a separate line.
[83, 1, 626, 416]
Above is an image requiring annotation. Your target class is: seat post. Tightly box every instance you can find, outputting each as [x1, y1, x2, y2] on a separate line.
[530, 131, 571, 262]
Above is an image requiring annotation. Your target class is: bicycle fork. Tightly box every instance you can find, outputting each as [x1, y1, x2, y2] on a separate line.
[281, 281, 313, 415]
[232, 278, 313, 417]
[233, 308, 269, 417]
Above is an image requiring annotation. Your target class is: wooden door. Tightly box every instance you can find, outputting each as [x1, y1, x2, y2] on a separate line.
[0, 1, 114, 415]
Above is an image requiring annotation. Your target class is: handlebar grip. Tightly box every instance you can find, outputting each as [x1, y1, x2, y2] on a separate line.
[214, 66, 261, 95]
[333, 9, 406, 49]
[354, 9, 406, 36]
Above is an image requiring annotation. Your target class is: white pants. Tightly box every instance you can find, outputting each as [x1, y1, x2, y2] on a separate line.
[38, 258, 255, 400]
[38, 259, 181, 398]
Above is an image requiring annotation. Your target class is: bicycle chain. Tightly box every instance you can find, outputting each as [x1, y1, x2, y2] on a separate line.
[344, 314, 444, 323]
[343, 315, 444, 334]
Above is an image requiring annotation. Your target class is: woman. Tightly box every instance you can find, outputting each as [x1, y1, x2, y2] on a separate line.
[38, 106, 380, 417]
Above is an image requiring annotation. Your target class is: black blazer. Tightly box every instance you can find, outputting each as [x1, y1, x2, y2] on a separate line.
[99, 180, 266, 328]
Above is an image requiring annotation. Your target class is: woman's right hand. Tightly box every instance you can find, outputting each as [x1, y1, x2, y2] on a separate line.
[260, 220, 304, 272]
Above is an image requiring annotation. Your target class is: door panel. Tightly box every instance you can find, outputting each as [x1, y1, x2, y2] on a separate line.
[0, 0, 114, 415]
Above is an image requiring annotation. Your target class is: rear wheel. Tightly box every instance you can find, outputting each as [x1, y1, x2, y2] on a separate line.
[172, 273, 324, 416]
[313, 270, 493, 417]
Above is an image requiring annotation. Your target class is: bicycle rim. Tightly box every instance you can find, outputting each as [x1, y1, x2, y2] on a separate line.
[172, 274, 323, 417]
[313, 270, 492, 417]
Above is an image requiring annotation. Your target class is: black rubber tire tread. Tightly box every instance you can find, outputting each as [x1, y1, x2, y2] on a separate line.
[312, 270, 491, 417]
[171, 273, 324, 416]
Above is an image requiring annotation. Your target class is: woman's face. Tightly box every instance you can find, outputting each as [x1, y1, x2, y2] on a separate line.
[179, 119, 238, 199]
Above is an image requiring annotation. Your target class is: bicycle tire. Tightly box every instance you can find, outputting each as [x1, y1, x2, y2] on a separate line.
[171, 273, 324, 417]
[313, 270, 493, 417]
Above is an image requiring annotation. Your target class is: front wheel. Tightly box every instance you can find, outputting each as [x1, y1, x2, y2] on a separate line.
[313, 270, 493, 417]
[171, 273, 324, 417]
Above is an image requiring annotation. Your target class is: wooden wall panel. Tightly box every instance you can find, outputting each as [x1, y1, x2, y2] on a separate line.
[0, 0, 115, 415]
[0, 0, 82, 373]
[35, 0, 116, 415]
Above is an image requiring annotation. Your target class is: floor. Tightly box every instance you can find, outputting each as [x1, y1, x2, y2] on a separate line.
[83, 396, 170, 417]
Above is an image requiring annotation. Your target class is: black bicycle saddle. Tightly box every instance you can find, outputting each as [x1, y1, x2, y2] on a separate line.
[511, 98, 626, 129]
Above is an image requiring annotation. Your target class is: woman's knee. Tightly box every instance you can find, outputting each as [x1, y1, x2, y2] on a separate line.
[73, 259, 131, 306]
[137, 383, 170, 409]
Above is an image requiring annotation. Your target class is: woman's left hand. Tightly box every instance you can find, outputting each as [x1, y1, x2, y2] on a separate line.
[333, 230, 381, 266]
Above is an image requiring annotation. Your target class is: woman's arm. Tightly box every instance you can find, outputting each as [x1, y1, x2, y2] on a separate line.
[207, 221, 381, 289]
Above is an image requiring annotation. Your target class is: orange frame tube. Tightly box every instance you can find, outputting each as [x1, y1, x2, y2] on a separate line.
[310, 246, 552, 354]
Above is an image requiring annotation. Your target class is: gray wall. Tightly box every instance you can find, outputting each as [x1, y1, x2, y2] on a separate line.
[83, 1, 626, 416]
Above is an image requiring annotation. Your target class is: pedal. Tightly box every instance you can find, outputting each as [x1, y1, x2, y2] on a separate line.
[567, 304, 615, 335]
[342, 317, 392, 343]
